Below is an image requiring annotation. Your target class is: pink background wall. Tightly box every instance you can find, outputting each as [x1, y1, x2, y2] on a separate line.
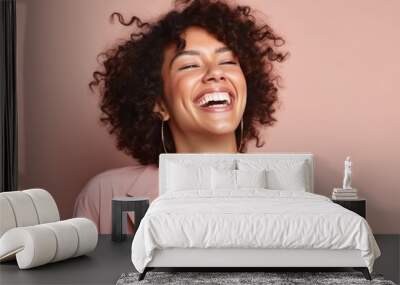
[16, 0, 399, 233]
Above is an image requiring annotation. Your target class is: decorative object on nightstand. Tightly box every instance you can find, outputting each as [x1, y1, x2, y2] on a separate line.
[332, 188, 358, 200]
[332, 156, 359, 200]
[342, 156, 352, 189]
[112, 197, 149, 242]
[332, 198, 366, 219]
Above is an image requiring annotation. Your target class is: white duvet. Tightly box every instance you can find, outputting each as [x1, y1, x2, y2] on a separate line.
[131, 189, 380, 273]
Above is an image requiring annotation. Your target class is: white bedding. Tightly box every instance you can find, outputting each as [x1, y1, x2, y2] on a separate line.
[131, 189, 380, 273]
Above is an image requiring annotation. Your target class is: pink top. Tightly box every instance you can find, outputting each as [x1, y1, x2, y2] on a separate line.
[73, 164, 159, 234]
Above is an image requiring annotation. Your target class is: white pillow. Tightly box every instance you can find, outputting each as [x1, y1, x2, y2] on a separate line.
[212, 168, 236, 190]
[237, 169, 267, 188]
[266, 163, 307, 191]
[167, 162, 212, 191]
[238, 159, 309, 191]
[212, 169, 267, 190]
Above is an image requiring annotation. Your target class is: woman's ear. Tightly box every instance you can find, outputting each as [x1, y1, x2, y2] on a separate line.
[153, 98, 170, 121]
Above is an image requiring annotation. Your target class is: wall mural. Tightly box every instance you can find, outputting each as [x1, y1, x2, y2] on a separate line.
[73, 0, 287, 234]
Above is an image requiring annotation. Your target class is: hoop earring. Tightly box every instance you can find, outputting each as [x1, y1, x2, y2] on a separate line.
[238, 118, 244, 152]
[161, 120, 168, 153]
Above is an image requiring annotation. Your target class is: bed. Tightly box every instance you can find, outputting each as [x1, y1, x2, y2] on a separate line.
[131, 153, 381, 280]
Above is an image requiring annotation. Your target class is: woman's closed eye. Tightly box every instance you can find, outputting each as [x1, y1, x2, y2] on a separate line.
[179, 61, 237, 71]
[221, 61, 237, 65]
[178, 64, 199, 70]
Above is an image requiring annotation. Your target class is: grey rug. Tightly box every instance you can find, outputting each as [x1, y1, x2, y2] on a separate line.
[116, 271, 396, 285]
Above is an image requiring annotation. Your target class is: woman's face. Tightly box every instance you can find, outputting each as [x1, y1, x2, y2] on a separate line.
[159, 26, 247, 140]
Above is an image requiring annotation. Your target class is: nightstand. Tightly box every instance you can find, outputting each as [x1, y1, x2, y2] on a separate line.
[332, 198, 366, 219]
[112, 197, 149, 241]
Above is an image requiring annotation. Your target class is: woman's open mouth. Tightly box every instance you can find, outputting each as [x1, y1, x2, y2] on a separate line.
[194, 91, 234, 112]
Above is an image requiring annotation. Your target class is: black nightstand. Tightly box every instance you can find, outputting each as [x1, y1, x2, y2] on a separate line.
[332, 198, 366, 218]
[112, 197, 149, 241]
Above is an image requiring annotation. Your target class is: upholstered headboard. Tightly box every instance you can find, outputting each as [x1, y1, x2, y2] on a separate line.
[159, 153, 314, 195]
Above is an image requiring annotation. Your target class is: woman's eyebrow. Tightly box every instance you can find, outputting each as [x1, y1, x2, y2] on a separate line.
[169, 46, 232, 69]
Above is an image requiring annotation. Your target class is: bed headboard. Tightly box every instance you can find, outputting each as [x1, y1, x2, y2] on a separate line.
[159, 153, 314, 195]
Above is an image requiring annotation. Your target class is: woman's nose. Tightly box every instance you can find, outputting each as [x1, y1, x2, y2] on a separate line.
[202, 65, 226, 83]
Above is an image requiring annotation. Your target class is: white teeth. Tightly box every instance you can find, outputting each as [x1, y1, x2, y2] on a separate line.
[197, 92, 231, 106]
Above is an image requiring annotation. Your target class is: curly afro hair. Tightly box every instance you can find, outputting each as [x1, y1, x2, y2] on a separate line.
[89, 0, 288, 165]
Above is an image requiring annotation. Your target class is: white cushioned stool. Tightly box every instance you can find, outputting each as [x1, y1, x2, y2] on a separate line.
[0, 189, 98, 269]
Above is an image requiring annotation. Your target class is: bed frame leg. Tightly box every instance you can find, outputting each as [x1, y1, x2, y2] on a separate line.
[138, 268, 148, 281]
[354, 267, 371, 280]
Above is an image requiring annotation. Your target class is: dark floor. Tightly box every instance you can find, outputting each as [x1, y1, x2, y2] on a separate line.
[374, 235, 400, 284]
[0, 235, 398, 285]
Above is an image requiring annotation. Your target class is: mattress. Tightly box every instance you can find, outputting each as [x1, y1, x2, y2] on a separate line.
[131, 189, 380, 273]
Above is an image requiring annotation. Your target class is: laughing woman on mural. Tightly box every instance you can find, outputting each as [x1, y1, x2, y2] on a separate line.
[74, 0, 288, 233]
